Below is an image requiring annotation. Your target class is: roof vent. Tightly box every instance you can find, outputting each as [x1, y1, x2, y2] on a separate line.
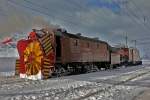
[76, 33, 82, 36]
[57, 28, 67, 33]
[93, 37, 99, 40]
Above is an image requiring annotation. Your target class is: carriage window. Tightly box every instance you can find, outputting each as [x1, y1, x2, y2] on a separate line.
[97, 43, 99, 48]
[74, 40, 78, 46]
[87, 42, 90, 48]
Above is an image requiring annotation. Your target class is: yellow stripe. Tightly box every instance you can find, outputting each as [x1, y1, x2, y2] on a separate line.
[44, 64, 51, 67]
[43, 73, 50, 76]
[42, 40, 50, 47]
[43, 40, 51, 47]
[45, 51, 50, 56]
[44, 45, 52, 53]
[44, 61, 50, 63]
[44, 43, 52, 50]
[43, 60, 50, 63]
[41, 37, 50, 44]
[45, 46, 52, 54]
[43, 70, 50, 72]
[41, 34, 50, 41]
[43, 69, 50, 71]
[41, 34, 49, 41]
[44, 41, 51, 48]
[44, 61, 50, 64]
[43, 67, 50, 69]
[41, 38, 50, 46]
[44, 58, 49, 61]
[44, 49, 52, 55]
[43, 64, 50, 67]
[43, 72, 50, 74]
[43, 73, 49, 75]
[44, 46, 51, 52]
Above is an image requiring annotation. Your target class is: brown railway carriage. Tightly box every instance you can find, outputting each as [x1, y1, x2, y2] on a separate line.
[115, 47, 129, 65]
[56, 30, 110, 72]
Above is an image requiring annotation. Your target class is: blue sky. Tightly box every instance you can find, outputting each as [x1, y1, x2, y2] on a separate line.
[0, 0, 150, 57]
[87, 0, 121, 13]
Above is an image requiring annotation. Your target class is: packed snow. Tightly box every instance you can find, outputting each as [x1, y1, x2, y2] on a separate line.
[0, 64, 150, 100]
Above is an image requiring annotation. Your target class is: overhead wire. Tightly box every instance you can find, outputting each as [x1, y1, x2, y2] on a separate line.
[111, 0, 150, 47]
[124, 1, 150, 46]
[130, 0, 148, 24]
[7, 0, 82, 29]
[7, 0, 150, 46]
[23, 0, 77, 20]
[129, 0, 150, 31]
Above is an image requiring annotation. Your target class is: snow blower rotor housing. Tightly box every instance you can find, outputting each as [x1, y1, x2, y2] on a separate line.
[16, 29, 55, 80]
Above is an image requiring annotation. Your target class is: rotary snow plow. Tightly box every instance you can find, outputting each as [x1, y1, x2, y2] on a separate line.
[15, 29, 55, 80]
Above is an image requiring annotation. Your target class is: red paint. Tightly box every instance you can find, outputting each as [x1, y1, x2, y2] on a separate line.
[17, 39, 32, 74]
[29, 32, 37, 40]
[1, 37, 13, 44]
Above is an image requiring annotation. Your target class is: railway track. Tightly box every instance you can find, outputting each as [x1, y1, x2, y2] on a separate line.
[0, 76, 34, 86]
[35, 68, 150, 100]
[0, 67, 150, 100]
[7, 67, 149, 100]
[73, 68, 150, 100]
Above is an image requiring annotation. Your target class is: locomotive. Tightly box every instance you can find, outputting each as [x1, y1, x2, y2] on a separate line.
[15, 28, 142, 80]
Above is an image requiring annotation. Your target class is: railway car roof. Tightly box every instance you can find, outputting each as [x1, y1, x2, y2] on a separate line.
[63, 32, 109, 45]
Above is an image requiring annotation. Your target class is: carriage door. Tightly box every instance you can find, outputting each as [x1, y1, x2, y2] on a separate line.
[56, 36, 61, 62]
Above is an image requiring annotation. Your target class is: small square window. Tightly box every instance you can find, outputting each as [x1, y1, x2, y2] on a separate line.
[97, 43, 99, 48]
[74, 40, 78, 46]
[87, 43, 89, 48]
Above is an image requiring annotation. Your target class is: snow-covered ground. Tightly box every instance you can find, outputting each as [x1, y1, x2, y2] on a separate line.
[0, 57, 16, 72]
[142, 59, 150, 65]
[0, 64, 150, 100]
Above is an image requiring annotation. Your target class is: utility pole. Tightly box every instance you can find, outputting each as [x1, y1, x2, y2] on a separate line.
[132, 40, 137, 48]
[125, 33, 128, 47]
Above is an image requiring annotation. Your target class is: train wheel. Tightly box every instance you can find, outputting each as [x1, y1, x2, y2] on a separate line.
[55, 67, 67, 77]
[91, 65, 99, 72]
[24, 41, 43, 76]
